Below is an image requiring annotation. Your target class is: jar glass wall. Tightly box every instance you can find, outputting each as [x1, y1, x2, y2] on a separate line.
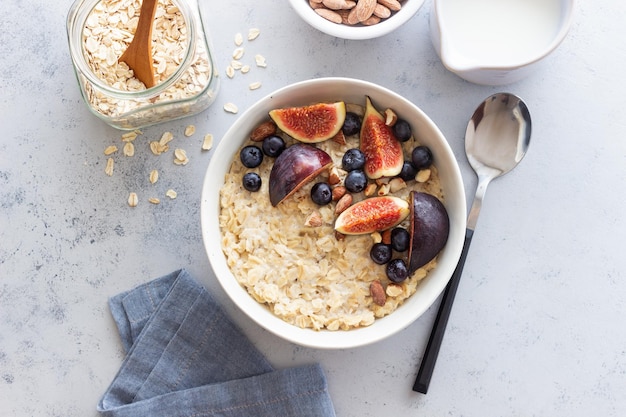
[67, 0, 219, 130]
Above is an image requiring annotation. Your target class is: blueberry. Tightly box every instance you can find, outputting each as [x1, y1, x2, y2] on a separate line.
[344, 170, 368, 193]
[386, 259, 409, 283]
[311, 182, 332, 205]
[399, 161, 417, 182]
[411, 146, 433, 170]
[262, 135, 286, 157]
[393, 119, 412, 142]
[342, 148, 366, 171]
[370, 243, 392, 265]
[240, 145, 263, 168]
[242, 172, 261, 192]
[390, 227, 410, 252]
[342, 112, 361, 136]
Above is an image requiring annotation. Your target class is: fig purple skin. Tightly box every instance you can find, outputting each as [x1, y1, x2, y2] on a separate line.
[407, 191, 450, 274]
[268, 143, 333, 206]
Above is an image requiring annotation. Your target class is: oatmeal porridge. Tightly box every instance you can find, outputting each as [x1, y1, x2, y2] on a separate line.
[219, 100, 446, 331]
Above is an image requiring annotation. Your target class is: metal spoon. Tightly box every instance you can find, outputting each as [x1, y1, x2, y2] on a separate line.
[413, 93, 532, 394]
[118, 0, 159, 88]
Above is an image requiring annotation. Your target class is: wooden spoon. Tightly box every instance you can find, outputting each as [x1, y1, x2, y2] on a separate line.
[118, 0, 159, 88]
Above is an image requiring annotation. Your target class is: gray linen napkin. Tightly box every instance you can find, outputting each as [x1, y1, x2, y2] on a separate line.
[97, 269, 336, 417]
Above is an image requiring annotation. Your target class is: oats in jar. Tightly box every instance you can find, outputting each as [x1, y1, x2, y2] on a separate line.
[68, 0, 219, 129]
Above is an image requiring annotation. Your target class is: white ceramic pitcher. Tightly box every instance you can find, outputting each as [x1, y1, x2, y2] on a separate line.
[430, 0, 575, 85]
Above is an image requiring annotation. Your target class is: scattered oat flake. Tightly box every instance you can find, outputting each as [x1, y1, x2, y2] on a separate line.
[150, 141, 161, 155]
[249, 81, 261, 90]
[166, 189, 177, 199]
[202, 133, 214, 151]
[104, 145, 118, 155]
[148, 197, 161, 204]
[224, 103, 238, 114]
[174, 148, 189, 165]
[149, 169, 159, 184]
[230, 60, 243, 70]
[123, 142, 135, 156]
[235, 32, 243, 46]
[174, 148, 187, 160]
[184, 125, 196, 137]
[160, 131, 174, 145]
[128, 192, 138, 207]
[248, 28, 260, 40]
[241, 65, 250, 74]
[226, 65, 235, 78]
[121, 131, 139, 142]
[232, 47, 244, 60]
[105, 158, 114, 176]
[255, 54, 267, 67]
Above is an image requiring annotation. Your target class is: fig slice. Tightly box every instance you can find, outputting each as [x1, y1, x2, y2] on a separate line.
[269, 102, 346, 143]
[407, 191, 450, 274]
[360, 96, 404, 179]
[334, 196, 409, 235]
[268, 143, 333, 206]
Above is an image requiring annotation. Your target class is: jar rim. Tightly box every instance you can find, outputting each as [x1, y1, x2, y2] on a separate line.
[66, 0, 197, 100]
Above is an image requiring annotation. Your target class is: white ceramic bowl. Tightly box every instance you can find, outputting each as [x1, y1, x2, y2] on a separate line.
[287, 0, 426, 40]
[200, 77, 466, 349]
[430, 0, 576, 85]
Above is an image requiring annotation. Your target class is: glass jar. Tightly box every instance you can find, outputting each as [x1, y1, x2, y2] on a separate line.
[66, 0, 219, 130]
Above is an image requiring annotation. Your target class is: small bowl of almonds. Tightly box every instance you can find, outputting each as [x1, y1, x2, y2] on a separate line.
[288, 0, 425, 39]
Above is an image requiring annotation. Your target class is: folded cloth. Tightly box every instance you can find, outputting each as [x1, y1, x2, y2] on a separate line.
[97, 269, 336, 417]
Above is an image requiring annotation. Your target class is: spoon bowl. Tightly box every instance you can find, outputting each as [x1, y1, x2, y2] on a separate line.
[414, 93, 531, 393]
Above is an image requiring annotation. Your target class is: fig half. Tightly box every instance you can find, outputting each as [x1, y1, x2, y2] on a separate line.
[268, 144, 333, 206]
[360, 96, 404, 179]
[335, 196, 409, 235]
[269, 102, 346, 143]
[407, 191, 450, 273]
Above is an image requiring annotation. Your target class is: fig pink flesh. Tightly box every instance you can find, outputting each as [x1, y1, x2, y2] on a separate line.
[269, 102, 346, 143]
[334, 196, 409, 235]
[268, 144, 332, 206]
[360, 97, 404, 179]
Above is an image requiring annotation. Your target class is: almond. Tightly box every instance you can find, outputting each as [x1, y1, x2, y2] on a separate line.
[332, 185, 347, 201]
[250, 121, 277, 142]
[373, 3, 391, 19]
[361, 15, 381, 25]
[315, 8, 343, 24]
[384, 108, 398, 126]
[354, 0, 376, 22]
[381, 229, 392, 245]
[335, 193, 353, 214]
[347, 7, 360, 24]
[389, 177, 407, 193]
[370, 280, 386, 306]
[377, 0, 401, 12]
[322, 0, 353, 9]
[305, 211, 324, 227]
[364, 183, 378, 197]
[328, 167, 342, 186]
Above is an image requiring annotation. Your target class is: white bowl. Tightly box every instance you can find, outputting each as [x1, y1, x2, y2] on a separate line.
[288, 0, 426, 40]
[430, 0, 576, 85]
[200, 77, 466, 349]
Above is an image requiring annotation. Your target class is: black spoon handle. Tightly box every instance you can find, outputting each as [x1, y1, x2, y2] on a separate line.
[413, 228, 474, 394]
